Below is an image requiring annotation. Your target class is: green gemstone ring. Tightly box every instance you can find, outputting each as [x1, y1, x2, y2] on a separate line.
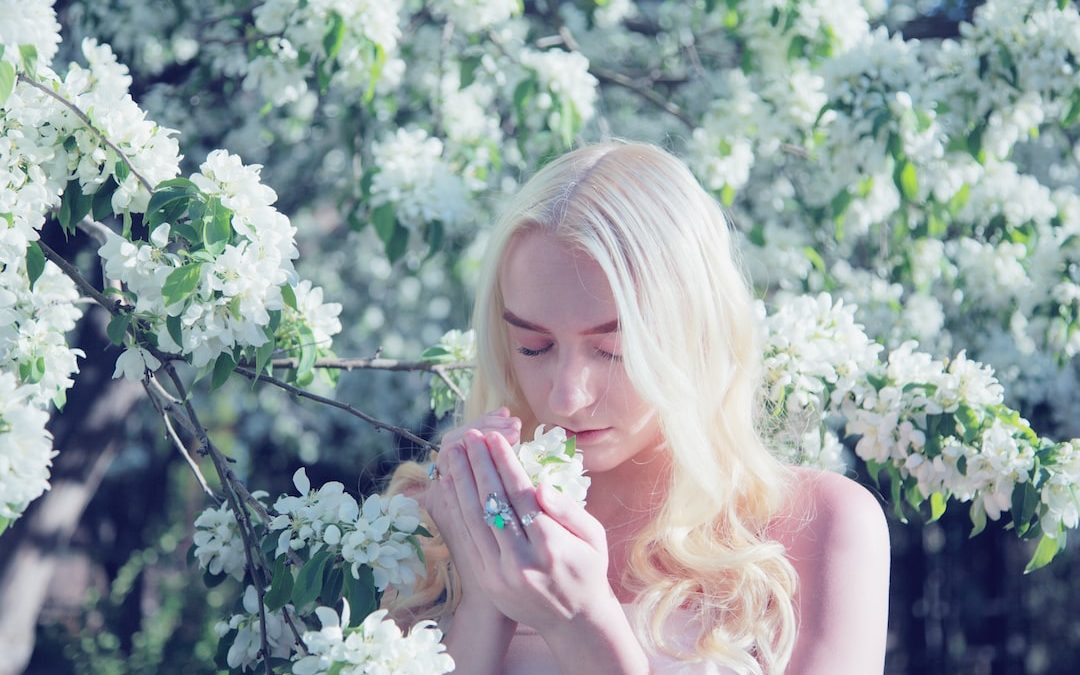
[483, 492, 514, 530]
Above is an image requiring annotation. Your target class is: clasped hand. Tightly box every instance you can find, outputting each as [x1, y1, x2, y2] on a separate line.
[423, 408, 614, 636]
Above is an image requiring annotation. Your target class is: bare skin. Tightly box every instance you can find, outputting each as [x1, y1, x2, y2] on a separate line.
[421, 231, 890, 673]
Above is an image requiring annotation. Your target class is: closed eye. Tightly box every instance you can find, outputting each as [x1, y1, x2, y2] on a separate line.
[516, 344, 551, 357]
[515, 345, 622, 362]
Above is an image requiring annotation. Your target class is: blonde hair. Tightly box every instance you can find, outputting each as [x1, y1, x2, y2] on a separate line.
[387, 141, 797, 673]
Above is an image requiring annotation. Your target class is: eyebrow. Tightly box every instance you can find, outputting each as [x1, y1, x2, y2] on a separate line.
[502, 310, 619, 335]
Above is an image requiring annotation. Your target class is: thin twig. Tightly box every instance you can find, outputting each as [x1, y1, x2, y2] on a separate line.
[233, 366, 439, 452]
[432, 365, 465, 401]
[550, 22, 695, 129]
[267, 356, 472, 372]
[19, 77, 153, 193]
[144, 381, 220, 502]
[163, 364, 274, 675]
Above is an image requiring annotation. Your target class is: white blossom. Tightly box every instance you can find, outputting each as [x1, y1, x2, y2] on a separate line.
[292, 601, 453, 675]
[516, 425, 591, 507]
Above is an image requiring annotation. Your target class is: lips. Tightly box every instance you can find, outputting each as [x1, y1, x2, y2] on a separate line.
[564, 427, 612, 443]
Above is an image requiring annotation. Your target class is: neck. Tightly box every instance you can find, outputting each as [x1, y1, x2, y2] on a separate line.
[586, 445, 671, 602]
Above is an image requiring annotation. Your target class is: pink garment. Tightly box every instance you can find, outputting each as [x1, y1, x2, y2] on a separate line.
[502, 604, 739, 674]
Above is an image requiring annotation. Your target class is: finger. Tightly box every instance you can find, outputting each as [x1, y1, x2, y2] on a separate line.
[445, 437, 502, 560]
[484, 431, 543, 539]
[428, 468, 488, 575]
[462, 430, 526, 546]
[535, 481, 606, 552]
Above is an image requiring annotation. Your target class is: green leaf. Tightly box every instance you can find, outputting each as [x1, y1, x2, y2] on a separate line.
[203, 199, 232, 251]
[91, 179, 119, 221]
[460, 55, 483, 88]
[929, 492, 946, 522]
[162, 263, 203, 307]
[0, 61, 15, 106]
[166, 314, 184, 350]
[19, 44, 37, 76]
[281, 284, 297, 311]
[1011, 481, 1039, 536]
[296, 323, 318, 382]
[342, 564, 376, 623]
[211, 352, 236, 391]
[1060, 0, 1069, 10]
[513, 76, 538, 125]
[0, 515, 9, 537]
[385, 223, 409, 264]
[323, 11, 346, 61]
[25, 242, 45, 290]
[254, 336, 276, 377]
[720, 184, 735, 207]
[1063, 90, 1080, 127]
[146, 187, 192, 229]
[58, 180, 93, 237]
[803, 246, 826, 275]
[322, 564, 345, 610]
[559, 95, 575, 147]
[424, 220, 444, 260]
[292, 549, 333, 610]
[889, 472, 908, 524]
[1024, 533, 1061, 574]
[106, 313, 132, 346]
[371, 203, 396, 244]
[202, 567, 227, 588]
[264, 555, 294, 612]
[830, 189, 852, 219]
[897, 161, 918, 201]
[214, 628, 237, 671]
[114, 158, 130, 184]
[414, 525, 433, 538]
[969, 500, 987, 538]
[564, 435, 577, 458]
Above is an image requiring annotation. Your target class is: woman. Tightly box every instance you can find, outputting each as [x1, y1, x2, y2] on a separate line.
[387, 141, 890, 673]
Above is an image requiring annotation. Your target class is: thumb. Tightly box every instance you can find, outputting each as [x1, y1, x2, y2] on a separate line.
[536, 482, 605, 551]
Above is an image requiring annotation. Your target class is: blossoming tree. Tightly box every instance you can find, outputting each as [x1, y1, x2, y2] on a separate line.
[2, 0, 1080, 672]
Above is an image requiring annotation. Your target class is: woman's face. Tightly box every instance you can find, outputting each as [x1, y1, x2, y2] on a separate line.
[498, 230, 664, 475]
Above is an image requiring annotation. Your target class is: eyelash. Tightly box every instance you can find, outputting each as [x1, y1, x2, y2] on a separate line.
[516, 344, 623, 362]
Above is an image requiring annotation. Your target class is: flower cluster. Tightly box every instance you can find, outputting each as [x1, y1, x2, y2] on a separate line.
[429, 0, 519, 34]
[192, 500, 248, 581]
[269, 469, 426, 592]
[292, 601, 453, 675]
[516, 425, 590, 507]
[369, 128, 471, 232]
[0, 371, 55, 523]
[518, 48, 599, 139]
[215, 585, 296, 672]
[248, 0, 405, 107]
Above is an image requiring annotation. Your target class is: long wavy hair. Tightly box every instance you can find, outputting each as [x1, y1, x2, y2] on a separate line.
[386, 141, 798, 673]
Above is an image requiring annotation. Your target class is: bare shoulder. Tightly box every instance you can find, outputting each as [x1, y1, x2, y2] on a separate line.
[771, 465, 889, 553]
[774, 466, 891, 674]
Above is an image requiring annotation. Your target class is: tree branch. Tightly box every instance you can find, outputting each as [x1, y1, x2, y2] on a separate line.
[162, 363, 275, 675]
[38, 241, 120, 315]
[233, 366, 439, 452]
[18, 77, 154, 193]
[266, 356, 471, 372]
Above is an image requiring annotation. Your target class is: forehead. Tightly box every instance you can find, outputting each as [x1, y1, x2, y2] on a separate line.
[499, 231, 616, 329]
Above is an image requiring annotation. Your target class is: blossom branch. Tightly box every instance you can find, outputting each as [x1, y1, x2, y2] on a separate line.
[233, 366, 439, 452]
[18, 76, 154, 193]
[162, 363, 275, 675]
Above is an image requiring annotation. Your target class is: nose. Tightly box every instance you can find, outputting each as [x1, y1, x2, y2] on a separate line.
[547, 348, 596, 418]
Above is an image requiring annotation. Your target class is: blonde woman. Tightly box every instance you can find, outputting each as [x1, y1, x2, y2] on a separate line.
[387, 141, 890, 674]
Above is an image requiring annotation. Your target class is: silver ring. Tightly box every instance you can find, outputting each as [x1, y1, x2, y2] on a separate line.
[520, 511, 540, 527]
[427, 463, 440, 481]
[483, 492, 514, 530]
